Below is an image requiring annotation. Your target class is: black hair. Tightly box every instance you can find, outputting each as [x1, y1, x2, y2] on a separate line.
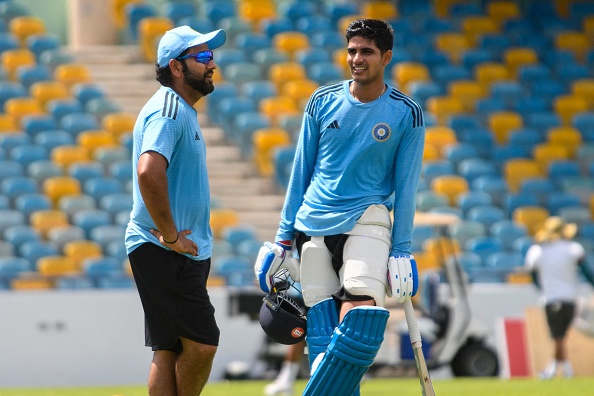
[155, 48, 190, 87]
[346, 18, 394, 54]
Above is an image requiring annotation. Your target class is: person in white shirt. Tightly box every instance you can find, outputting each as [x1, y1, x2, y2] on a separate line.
[524, 216, 594, 379]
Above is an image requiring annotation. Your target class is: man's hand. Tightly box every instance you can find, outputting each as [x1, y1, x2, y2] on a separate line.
[254, 241, 300, 293]
[387, 254, 419, 303]
[150, 228, 199, 256]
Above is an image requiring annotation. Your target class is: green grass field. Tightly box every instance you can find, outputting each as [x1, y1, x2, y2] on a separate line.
[1, 377, 594, 396]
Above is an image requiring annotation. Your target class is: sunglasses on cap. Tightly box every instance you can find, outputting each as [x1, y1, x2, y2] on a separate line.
[176, 50, 214, 65]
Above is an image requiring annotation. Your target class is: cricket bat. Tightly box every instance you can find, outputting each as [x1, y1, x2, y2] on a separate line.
[403, 299, 436, 396]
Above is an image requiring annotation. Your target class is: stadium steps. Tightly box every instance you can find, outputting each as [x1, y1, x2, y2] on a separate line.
[69, 45, 285, 242]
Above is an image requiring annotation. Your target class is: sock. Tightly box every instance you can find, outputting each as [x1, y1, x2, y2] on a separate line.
[562, 360, 573, 376]
[276, 361, 300, 384]
[544, 360, 557, 376]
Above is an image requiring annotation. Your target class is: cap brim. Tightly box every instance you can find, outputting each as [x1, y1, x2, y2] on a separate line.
[187, 29, 226, 51]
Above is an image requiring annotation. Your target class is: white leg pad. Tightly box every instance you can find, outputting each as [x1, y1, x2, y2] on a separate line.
[300, 237, 340, 307]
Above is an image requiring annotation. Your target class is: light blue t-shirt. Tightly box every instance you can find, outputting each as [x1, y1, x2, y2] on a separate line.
[276, 80, 425, 256]
[125, 86, 212, 260]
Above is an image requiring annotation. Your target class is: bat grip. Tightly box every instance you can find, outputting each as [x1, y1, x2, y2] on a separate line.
[404, 299, 422, 346]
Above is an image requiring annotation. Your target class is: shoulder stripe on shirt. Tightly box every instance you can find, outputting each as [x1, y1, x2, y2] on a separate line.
[162, 91, 180, 119]
[305, 82, 343, 116]
[389, 89, 423, 128]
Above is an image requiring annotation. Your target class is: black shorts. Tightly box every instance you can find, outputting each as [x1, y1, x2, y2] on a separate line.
[545, 301, 576, 339]
[129, 243, 220, 352]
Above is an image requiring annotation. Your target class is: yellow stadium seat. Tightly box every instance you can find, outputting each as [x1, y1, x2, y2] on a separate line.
[423, 144, 440, 161]
[434, 0, 466, 18]
[488, 111, 523, 144]
[411, 250, 441, 271]
[392, 62, 430, 94]
[281, 79, 318, 110]
[138, 17, 174, 64]
[434, 32, 472, 64]
[0, 114, 17, 131]
[51, 145, 91, 169]
[210, 209, 240, 239]
[361, 1, 398, 19]
[546, 126, 582, 157]
[532, 143, 570, 172]
[503, 158, 542, 193]
[102, 112, 137, 137]
[30, 209, 69, 237]
[43, 176, 82, 206]
[9, 16, 45, 46]
[54, 64, 93, 88]
[584, 16, 594, 40]
[486, 1, 521, 23]
[555, 31, 591, 62]
[37, 256, 79, 277]
[448, 80, 487, 112]
[425, 126, 458, 153]
[571, 79, 594, 110]
[474, 62, 509, 90]
[64, 240, 103, 269]
[423, 237, 461, 265]
[11, 274, 53, 290]
[77, 130, 117, 155]
[553, 95, 589, 125]
[1, 49, 36, 80]
[461, 16, 499, 45]
[238, 0, 276, 26]
[512, 206, 549, 235]
[30, 81, 70, 109]
[4, 97, 44, 122]
[268, 62, 307, 90]
[503, 47, 538, 77]
[273, 32, 309, 59]
[252, 127, 291, 177]
[591, 194, 594, 219]
[431, 175, 469, 205]
[111, 0, 143, 29]
[259, 96, 299, 126]
[425, 96, 464, 125]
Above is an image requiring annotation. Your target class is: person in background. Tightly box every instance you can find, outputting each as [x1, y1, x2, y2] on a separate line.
[525, 216, 594, 380]
[255, 18, 425, 395]
[264, 341, 305, 396]
[125, 25, 226, 395]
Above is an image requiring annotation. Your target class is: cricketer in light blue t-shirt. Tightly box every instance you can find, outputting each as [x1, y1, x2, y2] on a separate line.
[125, 86, 212, 261]
[276, 80, 425, 256]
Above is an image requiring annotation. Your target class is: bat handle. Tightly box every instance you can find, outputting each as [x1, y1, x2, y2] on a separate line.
[403, 299, 422, 346]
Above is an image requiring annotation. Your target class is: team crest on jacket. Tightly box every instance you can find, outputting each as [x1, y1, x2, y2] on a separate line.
[372, 122, 391, 142]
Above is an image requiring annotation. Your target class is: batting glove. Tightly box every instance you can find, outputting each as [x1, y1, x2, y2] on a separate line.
[387, 254, 419, 303]
[254, 240, 300, 293]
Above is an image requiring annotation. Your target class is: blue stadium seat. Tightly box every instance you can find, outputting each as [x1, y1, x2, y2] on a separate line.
[408, 81, 442, 108]
[512, 97, 550, 118]
[530, 80, 566, 103]
[58, 194, 96, 218]
[59, 112, 99, 137]
[273, 145, 295, 189]
[411, 225, 436, 252]
[278, 0, 316, 20]
[295, 15, 333, 35]
[55, 276, 95, 290]
[307, 61, 343, 85]
[13, 193, 51, 218]
[94, 146, 130, 167]
[221, 62, 264, 85]
[46, 224, 85, 250]
[16, 63, 51, 89]
[39, 48, 74, 70]
[458, 128, 495, 158]
[252, 47, 290, 71]
[234, 32, 271, 61]
[34, 130, 73, 152]
[446, 220, 486, 251]
[523, 111, 562, 134]
[457, 158, 499, 184]
[490, 81, 524, 109]
[83, 177, 123, 201]
[422, 160, 455, 185]
[71, 83, 105, 106]
[475, 98, 507, 119]
[163, 1, 197, 25]
[572, 112, 594, 142]
[416, 190, 449, 212]
[89, 224, 126, 250]
[432, 64, 471, 87]
[47, 98, 84, 121]
[108, 160, 132, 184]
[547, 160, 581, 188]
[71, 208, 112, 238]
[214, 47, 247, 69]
[213, 254, 253, 287]
[99, 192, 133, 217]
[21, 114, 56, 137]
[9, 144, 48, 167]
[556, 63, 590, 87]
[295, 48, 330, 67]
[461, 49, 493, 71]
[259, 17, 294, 39]
[485, 251, 524, 273]
[1, 175, 37, 199]
[241, 80, 277, 106]
[25, 33, 60, 61]
[518, 64, 552, 85]
[177, 16, 214, 35]
[559, 206, 592, 226]
[0, 159, 24, 179]
[490, 220, 528, 250]
[68, 161, 104, 184]
[520, 177, 557, 205]
[203, 1, 236, 25]
[546, 192, 582, 215]
[507, 127, 544, 155]
[3, 224, 40, 251]
[19, 240, 58, 268]
[0, 81, 26, 110]
[447, 114, 482, 136]
[233, 112, 271, 158]
[85, 97, 122, 120]
[105, 240, 127, 262]
[456, 191, 492, 216]
[96, 273, 134, 289]
[502, 192, 540, 217]
[465, 235, 505, 266]
[479, 34, 511, 59]
[124, 2, 157, 43]
[442, 143, 479, 168]
[0, 133, 30, 152]
[0, 256, 31, 283]
[221, 225, 258, 254]
[217, 96, 257, 138]
[322, 1, 358, 25]
[466, 205, 506, 231]
[490, 145, 529, 167]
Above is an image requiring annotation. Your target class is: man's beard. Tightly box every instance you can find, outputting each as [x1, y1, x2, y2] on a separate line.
[183, 67, 214, 96]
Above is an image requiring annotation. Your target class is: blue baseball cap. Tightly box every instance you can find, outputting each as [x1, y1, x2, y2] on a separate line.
[157, 25, 226, 68]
